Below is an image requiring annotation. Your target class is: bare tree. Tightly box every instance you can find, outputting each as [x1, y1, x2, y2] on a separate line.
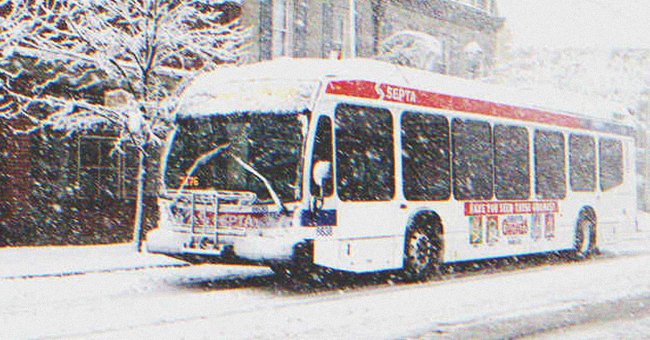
[1, 0, 249, 250]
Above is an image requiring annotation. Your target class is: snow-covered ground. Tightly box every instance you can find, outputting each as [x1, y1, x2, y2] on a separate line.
[537, 312, 650, 339]
[0, 212, 649, 338]
[0, 243, 185, 279]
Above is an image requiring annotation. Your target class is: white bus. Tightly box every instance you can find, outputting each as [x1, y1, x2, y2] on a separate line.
[146, 58, 637, 279]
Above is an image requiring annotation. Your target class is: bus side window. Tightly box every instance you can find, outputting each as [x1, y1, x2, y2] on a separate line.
[401, 112, 450, 201]
[310, 116, 333, 197]
[599, 138, 623, 191]
[335, 104, 395, 201]
[534, 130, 566, 199]
[452, 118, 493, 201]
[569, 134, 596, 192]
[494, 124, 530, 200]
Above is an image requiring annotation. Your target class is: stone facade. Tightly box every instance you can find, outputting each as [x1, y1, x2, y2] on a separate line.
[240, 0, 504, 78]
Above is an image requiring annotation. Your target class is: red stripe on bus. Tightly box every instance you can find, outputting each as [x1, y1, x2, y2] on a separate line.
[326, 80, 587, 131]
[326, 80, 380, 100]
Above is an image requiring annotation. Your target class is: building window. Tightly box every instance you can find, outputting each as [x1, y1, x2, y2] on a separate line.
[259, 0, 293, 59]
[464, 41, 485, 79]
[453, 0, 490, 12]
[259, 0, 273, 60]
[293, 0, 308, 57]
[439, 39, 450, 74]
[331, 14, 344, 58]
[321, 3, 344, 59]
[77, 135, 137, 199]
[321, 3, 333, 58]
[272, 0, 292, 57]
[378, 31, 445, 73]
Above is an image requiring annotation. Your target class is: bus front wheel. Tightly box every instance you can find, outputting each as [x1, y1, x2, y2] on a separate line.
[403, 221, 441, 281]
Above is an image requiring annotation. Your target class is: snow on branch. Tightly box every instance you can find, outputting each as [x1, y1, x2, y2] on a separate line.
[0, 0, 43, 119]
[0, 0, 38, 58]
[2, 0, 250, 146]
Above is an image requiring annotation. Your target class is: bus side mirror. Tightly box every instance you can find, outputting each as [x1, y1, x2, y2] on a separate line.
[311, 161, 331, 212]
[312, 161, 331, 190]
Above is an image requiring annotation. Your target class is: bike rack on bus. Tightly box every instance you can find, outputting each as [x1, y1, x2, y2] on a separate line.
[165, 190, 257, 252]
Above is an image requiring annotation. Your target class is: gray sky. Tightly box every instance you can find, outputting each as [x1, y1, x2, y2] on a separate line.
[497, 0, 650, 50]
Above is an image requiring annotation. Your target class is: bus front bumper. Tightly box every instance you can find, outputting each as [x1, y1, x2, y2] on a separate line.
[145, 228, 299, 263]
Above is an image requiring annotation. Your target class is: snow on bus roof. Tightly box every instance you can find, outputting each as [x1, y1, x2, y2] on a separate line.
[179, 58, 632, 126]
[179, 58, 327, 117]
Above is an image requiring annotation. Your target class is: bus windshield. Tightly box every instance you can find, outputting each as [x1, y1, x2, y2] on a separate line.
[165, 112, 306, 203]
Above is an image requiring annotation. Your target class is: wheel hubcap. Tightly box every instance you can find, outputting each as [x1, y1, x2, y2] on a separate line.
[407, 230, 433, 273]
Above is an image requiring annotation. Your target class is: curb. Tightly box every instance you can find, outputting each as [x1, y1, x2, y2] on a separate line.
[0, 263, 190, 281]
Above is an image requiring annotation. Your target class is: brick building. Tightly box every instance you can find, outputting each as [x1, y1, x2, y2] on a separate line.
[0, 116, 145, 246]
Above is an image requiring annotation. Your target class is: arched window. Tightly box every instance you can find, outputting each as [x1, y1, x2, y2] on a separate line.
[377, 30, 445, 73]
[464, 41, 485, 79]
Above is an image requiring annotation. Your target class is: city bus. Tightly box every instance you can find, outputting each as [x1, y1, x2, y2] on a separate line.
[146, 58, 637, 279]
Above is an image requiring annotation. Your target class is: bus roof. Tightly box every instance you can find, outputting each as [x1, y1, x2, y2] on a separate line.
[179, 58, 634, 128]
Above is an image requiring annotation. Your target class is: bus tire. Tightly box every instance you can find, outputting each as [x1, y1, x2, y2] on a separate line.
[270, 242, 329, 285]
[574, 211, 597, 258]
[403, 218, 441, 281]
[269, 263, 293, 277]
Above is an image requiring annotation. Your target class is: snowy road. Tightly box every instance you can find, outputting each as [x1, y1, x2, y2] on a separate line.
[4, 236, 650, 339]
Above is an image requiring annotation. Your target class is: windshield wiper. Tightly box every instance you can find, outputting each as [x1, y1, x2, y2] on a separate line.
[171, 141, 286, 214]
[171, 142, 231, 206]
[230, 155, 287, 214]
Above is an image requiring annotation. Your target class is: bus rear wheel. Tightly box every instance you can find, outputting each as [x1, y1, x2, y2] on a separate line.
[403, 222, 440, 281]
[574, 213, 597, 258]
